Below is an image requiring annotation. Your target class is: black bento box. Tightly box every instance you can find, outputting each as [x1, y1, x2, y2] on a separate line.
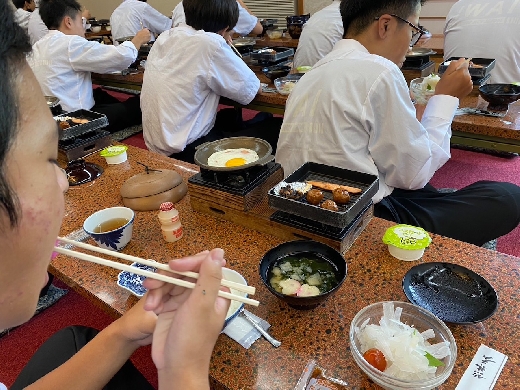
[268, 162, 379, 228]
[250, 47, 294, 63]
[438, 57, 496, 79]
[56, 109, 109, 141]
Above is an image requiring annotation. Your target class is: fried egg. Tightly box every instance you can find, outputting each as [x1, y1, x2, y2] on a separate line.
[207, 148, 259, 168]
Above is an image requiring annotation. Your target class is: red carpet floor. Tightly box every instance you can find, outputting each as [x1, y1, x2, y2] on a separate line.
[2, 109, 519, 387]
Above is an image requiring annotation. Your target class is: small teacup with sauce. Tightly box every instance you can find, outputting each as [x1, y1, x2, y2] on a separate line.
[83, 206, 135, 251]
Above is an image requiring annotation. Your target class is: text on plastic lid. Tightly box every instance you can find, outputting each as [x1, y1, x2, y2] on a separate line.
[100, 145, 128, 157]
[160, 202, 175, 211]
[382, 224, 431, 250]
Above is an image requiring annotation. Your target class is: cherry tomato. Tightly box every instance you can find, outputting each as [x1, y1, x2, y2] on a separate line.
[363, 348, 387, 371]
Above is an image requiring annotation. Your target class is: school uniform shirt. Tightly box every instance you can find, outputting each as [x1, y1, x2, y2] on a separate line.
[141, 25, 260, 155]
[171, 1, 258, 36]
[293, 0, 343, 69]
[275, 39, 459, 203]
[444, 0, 520, 84]
[28, 8, 48, 45]
[110, 0, 171, 41]
[28, 30, 137, 112]
[14, 8, 32, 32]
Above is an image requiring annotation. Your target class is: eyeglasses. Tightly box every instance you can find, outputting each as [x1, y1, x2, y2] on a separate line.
[375, 14, 426, 46]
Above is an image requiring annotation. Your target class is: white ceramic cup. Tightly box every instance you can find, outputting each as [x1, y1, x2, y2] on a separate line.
[83, 207, 135, 251]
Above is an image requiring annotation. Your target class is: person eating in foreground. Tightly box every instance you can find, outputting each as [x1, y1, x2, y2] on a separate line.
[275, 0, 520, 247]
[1, 1, 231, 388]
[28, 0, 150, 132]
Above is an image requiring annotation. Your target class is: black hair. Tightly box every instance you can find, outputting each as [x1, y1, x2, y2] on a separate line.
[39, 0, 82, 30]
[0, 0, 32, 227]
[12, 0, 31, 9]
[184, 0, 239, 33]
[340, 0, 426, 37]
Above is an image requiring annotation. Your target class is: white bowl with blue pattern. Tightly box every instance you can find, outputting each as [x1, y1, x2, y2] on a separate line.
[117, 262, 156, 297]
[83, 206, 135, 251]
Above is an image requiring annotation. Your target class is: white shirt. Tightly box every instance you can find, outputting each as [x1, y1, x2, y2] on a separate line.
[28, 30, 138, 112]
[275, 39, 459, 203]
[171, 1, 258, 36]
[141, 25, 259, 155]
[28, 8, 49, 45]
[293, 0, 343, 69]
[14, 8, 32, 32]
[444, 0, 520, 84]
[110, 0, 171, 41]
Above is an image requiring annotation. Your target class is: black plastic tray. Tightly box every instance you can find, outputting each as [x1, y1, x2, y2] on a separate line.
[268, 162, 379, 228]
[250, 47, 294, 63]
[56, 109, 109, 141]
[438, 57, 496, 78]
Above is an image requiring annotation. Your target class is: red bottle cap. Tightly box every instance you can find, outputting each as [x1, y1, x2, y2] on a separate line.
[160, 202, 175, 211]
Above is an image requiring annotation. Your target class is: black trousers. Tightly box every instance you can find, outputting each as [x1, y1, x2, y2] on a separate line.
[171, 108, 282, 164]
[92, 88, 142, 133]
[11, 326, 154, 390]
[374, 181, 520, 246]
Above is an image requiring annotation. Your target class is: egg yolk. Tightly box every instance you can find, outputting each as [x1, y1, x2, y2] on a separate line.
[225, 158, 247, 167]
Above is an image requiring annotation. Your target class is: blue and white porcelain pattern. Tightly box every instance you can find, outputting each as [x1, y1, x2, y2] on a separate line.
[117, 262, 157, 297]
[83, 207, 135, 251]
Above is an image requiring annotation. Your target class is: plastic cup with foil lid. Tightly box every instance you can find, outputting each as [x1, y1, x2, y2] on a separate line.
[296, 66, 312, 73]
[382, 224, 431, 261]
[100, 145, 128, 164]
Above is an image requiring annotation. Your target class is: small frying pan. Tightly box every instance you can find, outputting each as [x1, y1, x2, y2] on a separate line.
[194, 137, 275, 172]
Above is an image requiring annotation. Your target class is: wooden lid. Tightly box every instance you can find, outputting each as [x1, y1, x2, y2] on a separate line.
[120, 169, 183, 199]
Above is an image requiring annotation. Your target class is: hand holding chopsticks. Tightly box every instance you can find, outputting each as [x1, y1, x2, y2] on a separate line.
[54, 237, 258, 306]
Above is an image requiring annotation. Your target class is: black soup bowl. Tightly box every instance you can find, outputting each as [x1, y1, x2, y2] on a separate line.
[259, 240, 347, 309]
[262, 65, 291, 82]
[479, 83, 520, 111]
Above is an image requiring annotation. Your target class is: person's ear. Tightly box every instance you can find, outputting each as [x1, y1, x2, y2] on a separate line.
[377, 14, 392, 39]
[63, 15, 74, 29]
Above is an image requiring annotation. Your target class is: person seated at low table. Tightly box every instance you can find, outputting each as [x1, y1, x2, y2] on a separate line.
[28, 0, 150, 132]
[110, 0, 172, 43]
[275, 0, 520, 247]
[171, 0, 263, 37]
[12, 0, 35, 33]
[142, 0, 281, 163]
[444, 0, 520, 84]
[293, 0, 343, 69]
[1, 4, 230, 389]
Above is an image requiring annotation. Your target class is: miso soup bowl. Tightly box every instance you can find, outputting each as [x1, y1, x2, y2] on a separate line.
[83, 206, 135, 251]
[259, 240, 347, 309]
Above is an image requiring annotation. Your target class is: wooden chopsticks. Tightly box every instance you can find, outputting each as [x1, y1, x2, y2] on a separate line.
[54, 237, 258, 306]
[229, 42, 243, 58]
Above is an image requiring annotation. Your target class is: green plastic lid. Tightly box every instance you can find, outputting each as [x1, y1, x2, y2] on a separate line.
[297, 66, 312, 72]
[100, 145, 128, 157]
[382, 224, 431, 250]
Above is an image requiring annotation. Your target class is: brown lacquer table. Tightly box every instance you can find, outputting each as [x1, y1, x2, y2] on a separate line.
[51, 144, 520, 389]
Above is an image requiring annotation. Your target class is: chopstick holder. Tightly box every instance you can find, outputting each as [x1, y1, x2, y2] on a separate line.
[455, 344, 508, 390]
[222, 310, 271, 349]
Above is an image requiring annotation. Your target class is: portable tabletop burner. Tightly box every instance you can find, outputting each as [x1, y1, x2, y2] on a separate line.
[188, 162, 284, 211]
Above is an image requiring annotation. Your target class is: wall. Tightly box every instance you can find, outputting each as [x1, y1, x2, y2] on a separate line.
[82, 0, 181, 20]
[419, 0, 458, 34]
